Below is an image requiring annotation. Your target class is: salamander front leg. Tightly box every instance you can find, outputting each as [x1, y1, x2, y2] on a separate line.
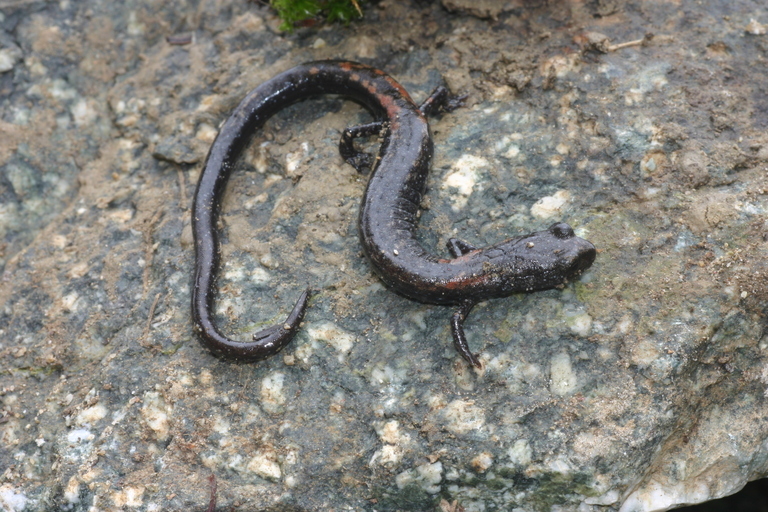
[339, 121, 386, 173]
[451, 299, 482, 368]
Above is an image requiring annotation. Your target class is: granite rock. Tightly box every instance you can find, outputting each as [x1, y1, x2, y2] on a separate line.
[2, 1, 768, 511]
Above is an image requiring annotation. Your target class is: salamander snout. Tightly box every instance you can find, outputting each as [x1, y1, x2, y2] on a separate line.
[546, 222, 596, 276]
[572, 238, 596, 274]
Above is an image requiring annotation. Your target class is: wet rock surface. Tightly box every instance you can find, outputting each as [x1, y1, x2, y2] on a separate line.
[1, 1, 768, 511]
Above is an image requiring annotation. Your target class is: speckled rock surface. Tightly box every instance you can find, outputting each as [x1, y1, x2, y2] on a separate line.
[2, 1, 768, 511]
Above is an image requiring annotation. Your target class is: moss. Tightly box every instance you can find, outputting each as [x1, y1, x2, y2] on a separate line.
[17, 365, 60, 378]
[461, 474, 481, 486]
[496, 466, 517, 479]
[372, 483, 440, 511]
[485, 478, 508, 490]
[492, 295, 524, 341]
[160, 342, 184, 356]
[529, 471, 596, 511]
[270, 0, 364, 31]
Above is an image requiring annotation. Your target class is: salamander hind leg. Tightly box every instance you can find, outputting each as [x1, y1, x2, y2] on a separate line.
[447, 238, 477, 258]
[251, 288, 312, 344]
[339, 121, 386, 173]
[195, 288, 312, 362]
[419, 86, 467, 117]
[450, 300, 482, 368]
[242, 288, 312, 360]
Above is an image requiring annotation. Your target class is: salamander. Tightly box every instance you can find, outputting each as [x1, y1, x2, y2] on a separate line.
[191, 60, 597, 368]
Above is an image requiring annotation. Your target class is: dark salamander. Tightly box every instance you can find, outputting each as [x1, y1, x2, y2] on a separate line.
[192, 60, 597, 368]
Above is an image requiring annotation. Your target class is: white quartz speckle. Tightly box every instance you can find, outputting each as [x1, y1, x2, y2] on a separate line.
[370, 420, 411, 467]
[141, 391, 171, 440]
[471, 452, 494, 472]
[619, 479, 712, 512]
[67, 428, 94, 444]
[307, 322, 354, 361]
[250, 266, 271, 285]
[110, 485, 145, 507]
[549, 352, 579, 396]
[195, 122, 217, 143]
[369, 365, 407, 388]
[508, 439, 533, 466]
[0, 48, 21, 73]
[71, 99, 97, 127]
[222, 264, 246, 281]
[61, 292, 80, 312]
[127, 11, 145, 36]
[442, 399, 485, 435]
[260, 372, 286, 413]
[565, 308, 593, 337]
[286, 142, 311, 172]
[76, 403, 107, 425]
[531, 190, 571, 219]
[247, 448, 282, 481]
[212, 416, 230, 435]
[443, 155, 487, 211]
[64, 476, 80, 504]
[371, 444, 404, 466]
[746, 18, 766, 35]
[378, 420, 407, 444]
[585, 489, 620, 506]
[0, 486, 28, 511]
[395, 461, 443, 494]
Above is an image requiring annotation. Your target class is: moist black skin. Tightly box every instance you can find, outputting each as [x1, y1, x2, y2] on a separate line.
[192, 60, 597, 367]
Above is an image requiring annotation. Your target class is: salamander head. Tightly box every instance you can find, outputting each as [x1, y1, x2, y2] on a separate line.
[489, 222, 596, 294]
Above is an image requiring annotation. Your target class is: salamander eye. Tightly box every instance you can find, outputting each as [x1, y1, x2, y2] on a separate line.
[550, 222, 574, 239]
